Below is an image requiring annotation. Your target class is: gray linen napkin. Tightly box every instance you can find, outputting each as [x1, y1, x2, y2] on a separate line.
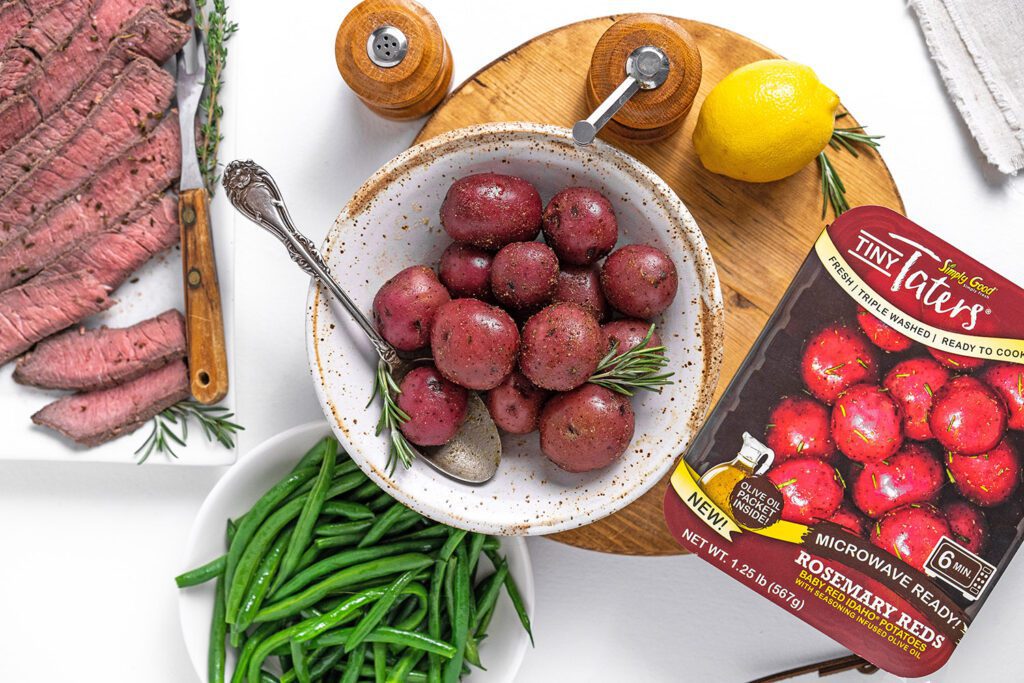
[910, 0, 1024, 174]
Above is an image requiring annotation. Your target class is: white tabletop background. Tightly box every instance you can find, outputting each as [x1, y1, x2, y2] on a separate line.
[2, 1, 1023, 681]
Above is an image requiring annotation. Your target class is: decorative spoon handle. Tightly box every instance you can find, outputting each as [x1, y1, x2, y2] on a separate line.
[222, 159, 400, 369]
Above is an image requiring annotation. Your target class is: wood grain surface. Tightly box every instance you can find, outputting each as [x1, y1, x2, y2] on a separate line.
[414, 15, 904, 555]
[179, 187, 229, 405]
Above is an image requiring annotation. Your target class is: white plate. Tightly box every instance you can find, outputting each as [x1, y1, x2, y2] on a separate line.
[178, 421, 534, 683]
[306, 122, 724, 536]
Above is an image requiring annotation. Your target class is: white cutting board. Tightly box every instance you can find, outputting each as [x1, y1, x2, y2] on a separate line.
[0, 73, 239, 466]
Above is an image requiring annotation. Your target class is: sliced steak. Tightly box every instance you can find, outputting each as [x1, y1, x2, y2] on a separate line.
[45, 193, 179, 288]
[0, 0, 185, 100]
[14, 308, 184, 390]
[32, 357, 189, 446]
[0, 58, 174, 227]
[0, 1, 186, 153]
[0, 0, 90, 98]
[0, 11, 187, 193]
[0, 2, 32, 52]
[0, 270, 112, 365]
[0, 113, 180, 289]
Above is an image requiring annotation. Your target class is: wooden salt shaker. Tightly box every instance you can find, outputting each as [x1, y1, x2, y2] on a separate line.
[576, 14, 702, 144]
[335, 0, 453, 120]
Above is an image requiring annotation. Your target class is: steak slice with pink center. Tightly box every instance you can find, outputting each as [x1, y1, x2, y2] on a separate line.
[15, 308, 184, 390]
[0, 270, 112, 365]
[32, 357, 189, 446]
[0, 113, 180, 288]
[0, 58, 175, 227]
[44, 193, 179, 288]
[0, 10, 188, 193]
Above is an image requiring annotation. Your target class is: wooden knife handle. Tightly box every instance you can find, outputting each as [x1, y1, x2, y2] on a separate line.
[179, 187, 228, 404]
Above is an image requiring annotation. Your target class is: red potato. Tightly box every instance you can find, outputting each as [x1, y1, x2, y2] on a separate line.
[829, 502, 868, 537]
[856, 306, 913, 352]
[519, 302, 606, 391]
[372, 266, 451, 352]
[538, 384, 634, 472]
[947, 439, 1021, 507]
[766, 457, 843, 525]
[870, 504, 951, 572]
[927, 347, 986, 371]
[396, 366, 468, 446]
[800, 324, 879, 404]
[929, 375, 1007, 456]
[440, 173, 542, 250]
[552, 265, 609, 321]
[884, 357, 951, 441]
[831, 384, 904, 463]
[484, 370, 548, 435]
[489, 241, 559, 311]
[541, 187, 618, 266]
[764, 395, 834, 462]
[942, 499, 989, 554]
[979, 362, 1024, 430]
[602, 319, 662, 358]
[849, 442, 945, 518]
[438, 243, 493, 300]
[430, 299, 520, 390]
[600, 244, 678, 319]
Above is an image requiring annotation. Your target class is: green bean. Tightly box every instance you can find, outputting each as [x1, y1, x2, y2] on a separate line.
[306, 625, 455, 658]
[223, 466, 319, 611]
[279, 646, 346, 683]
[274, 446, 336, 594]
[437, 529, 467, 563]
[209, 575, 227, 683]
[291, 437, 333, 473]
[484, 548, 532, 645]
[230, 622, 275, 683]
[346, 571, 419, 652]
[427, 558, 446, 683]
[234, 528, 292, 642]
[290, 639, 310, 683]
[367, 491, 397, 512]
[471, 561, 508, 637]
[336, 643, 363, 683]
[387, 648, 426, 683]
[390, 588, 429, 632]
[395, 526, 449, 542]
[359, 503, 412, 548]
[463, 637, 482, 669]
[481, 537, 499, 551]
[381, 512, 428, 540]
[315, 520, 374, 537]
[443, 556, 456, 634]
[373, 643, 387, 683]
[320, 501, 374, 521]
[442, 549, 470, 683]
[336, 665, 428, 683]
[226, 471, 367, 623]
[314, 532, 365, 551]
[274, 540, 442, 600]
[256, 553, 433, 623]
[351, 479, 384, 501]
[258, 672, 280, 683]
[466, 533, 486, 577]
[176, 554, 225, 588]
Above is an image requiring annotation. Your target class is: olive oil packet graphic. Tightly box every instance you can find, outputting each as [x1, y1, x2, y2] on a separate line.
[664, 206, 1024, 677]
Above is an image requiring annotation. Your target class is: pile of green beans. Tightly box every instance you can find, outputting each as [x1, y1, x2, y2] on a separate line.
[176, 437, 532, 683]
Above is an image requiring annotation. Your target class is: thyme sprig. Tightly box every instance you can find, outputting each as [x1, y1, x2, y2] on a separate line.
[588, 324, 674, 396]
[368, 359, 417, 474]
[135, 401, 243, 464]
[194, 0, 238, 194]
[818, 113, 885, 219]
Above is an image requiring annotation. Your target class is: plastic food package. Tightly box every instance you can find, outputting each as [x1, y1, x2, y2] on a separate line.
[664, 206, 1024, 676]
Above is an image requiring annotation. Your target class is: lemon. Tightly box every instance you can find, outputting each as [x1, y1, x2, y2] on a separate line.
[693, 60, 840, 183]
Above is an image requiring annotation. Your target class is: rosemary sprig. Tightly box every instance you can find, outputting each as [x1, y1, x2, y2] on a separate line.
[588, 324, 674, 396]
[368, 359, 417, 474]
[135, 401, 243, 464]
[818, 114, 885, 219]
[194, 0, 238, 194]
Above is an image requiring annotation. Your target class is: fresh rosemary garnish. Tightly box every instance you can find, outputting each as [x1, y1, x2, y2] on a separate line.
[194, 0, 238, 194]
[818, 113, 885, 219]
[368, 359, 417, 474]
[135, 401, 243, 464]
[588, 324, 674, 396]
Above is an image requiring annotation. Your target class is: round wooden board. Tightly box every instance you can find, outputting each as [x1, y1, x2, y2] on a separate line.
[415, 16, 904, 555]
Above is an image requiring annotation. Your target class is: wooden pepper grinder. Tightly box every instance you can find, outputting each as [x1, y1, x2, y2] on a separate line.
[575, 14, 702, 144]
[335, 0, 453, 120]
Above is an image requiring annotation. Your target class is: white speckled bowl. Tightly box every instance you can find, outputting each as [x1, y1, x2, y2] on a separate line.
[307, 122, 723, 536]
